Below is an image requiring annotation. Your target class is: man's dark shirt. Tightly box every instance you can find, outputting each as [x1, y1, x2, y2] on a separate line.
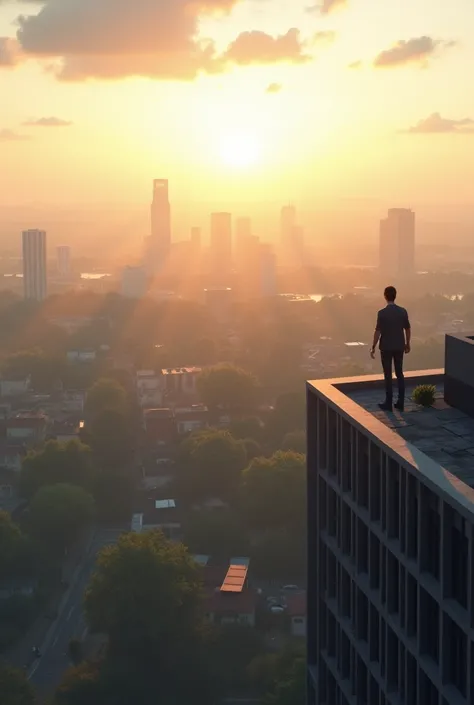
[376, 303, 410, 352]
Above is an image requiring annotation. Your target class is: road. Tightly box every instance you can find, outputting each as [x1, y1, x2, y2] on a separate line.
[28, 527, 125, 696]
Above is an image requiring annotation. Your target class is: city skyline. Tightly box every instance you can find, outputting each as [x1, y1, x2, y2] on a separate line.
[1, 0, 474, 209]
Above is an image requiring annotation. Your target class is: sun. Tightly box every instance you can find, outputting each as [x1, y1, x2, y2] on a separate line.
[218, 129, 262, 169]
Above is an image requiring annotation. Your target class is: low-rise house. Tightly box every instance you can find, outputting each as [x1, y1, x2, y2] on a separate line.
[136, 370, 163, 409]
[175, 404, 209, 435]
[131, 498, 182, 541]
[50, 420, 82, 443]
[200, 556, 257, 627]
[161, 367, 201, 400]
[6, 413, 48, 445]
[61, 391, 86, 413]
[0, 377, 31, 398]
[67, 350, 97, 363]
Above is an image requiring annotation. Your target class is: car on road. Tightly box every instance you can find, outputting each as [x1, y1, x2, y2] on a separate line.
[282, 584, 299, 592]
[270, 605, 285, 614]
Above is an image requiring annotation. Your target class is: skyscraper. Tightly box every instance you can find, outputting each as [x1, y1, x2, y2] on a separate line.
[121, 266, 147, 299]
[379, 208, 415, 277]
[280, 204, 296, 246]
[259, 243, 277, 297]
[210, 212, 232, 282]
[22, 229, 47, 301]
[150, 179, 171, 273]
[235, 217, 253, 274]
[57, 245, 71, 277]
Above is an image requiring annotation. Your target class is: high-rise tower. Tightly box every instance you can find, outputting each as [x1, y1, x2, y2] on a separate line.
[22, 229, 47, 301]
[379, 208, 415, 277]
[150, 179, 171, 273]
[210, 212, 232, 282]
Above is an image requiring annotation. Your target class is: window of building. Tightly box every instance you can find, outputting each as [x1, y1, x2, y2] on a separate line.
[449, 512, 468, 609]
[419, 588, 439, 664]
[407, 473, 418, 560]
[400, 467, 406, 554]
[381, 458, 387, 532]
[357, 435, 369, 509]
[327, 611, 337, 658]
[386, 627, 398, 691]
[318, 477, 327, 531]
[327, 486, 337, 537]
[421, 488, 440, 580]
[369, 603, 379, 662]
[380, 616, 386, 678]
[341, 501, 351, 555]
[400, 564, 406, 630]
[327, 550, 337, 598]
[369, 675, 379, 705]
[339, 567, 351, 617]
[387, 459, 400, 540]
[341, 420, 352, 495]
[380, 545, 387, 606]
[419, 671, 438, 705]
[340, 629, 351, 679]
[357, 519, 368, 575]
[356, 655, 368, 702]
[369, 532, 380, 590]
[370, 449, 381, 522]
[406, 652, 417, 705]
[387, 551, 399, 616]
[317, 399, 327, 470]
[444, 614, 467, 697]
[406, 572, 417, 638]
[356, 589, 368, 642]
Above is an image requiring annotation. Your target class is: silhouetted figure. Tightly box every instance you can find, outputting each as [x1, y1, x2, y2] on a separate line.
[370, 286, 411, 411]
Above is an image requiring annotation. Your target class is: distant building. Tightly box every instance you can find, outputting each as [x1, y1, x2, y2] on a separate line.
[22, 229, 47, 301]
[56, 245, 71, 277]
[204, 287, 233, 323]
[161, 367, 201, 399]
[202, 558, 256, 627]
[0, 377, 30, 398]
[286, 592, 306, 638]
[280, 204, 297, 246]
[175, 404, 209, 435]
[143, 407, 176, 445]
[150, 179, 171, 273]
[136, 370, 163, 409]
[191, 226, 201, 253]
[121, 265, 147, 299]
[259, 243, 277, 297]
[6, 413, 48, 444]
[67, 350, 96, 363]
[210, 212, 232, 281]
[131, 498, 181, 541]
[379, 208, 415, 277]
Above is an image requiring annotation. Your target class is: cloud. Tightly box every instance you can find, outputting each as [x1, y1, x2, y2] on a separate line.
[0, 37, 23, 66]
[266, 82, 282, 94]
[10, 0, 237, 80]
[306, 0, 345, 13]
[373, 36, 454, 67]
[348, 60, 362, 69]
[0, 129, 30, 141]
[224, 29, 310, 65]
[23, 116, 73, 126]
[403, 113, 474, 134]
[312, 31, 336, 45]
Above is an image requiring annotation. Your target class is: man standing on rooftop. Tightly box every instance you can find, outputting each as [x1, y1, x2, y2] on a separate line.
[370, 286, 411, 412]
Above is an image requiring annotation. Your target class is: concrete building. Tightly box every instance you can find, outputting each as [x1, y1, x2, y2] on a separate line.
[379, 208, 415, 277]
[57, 245, 71, 277]
[210, 212, 232, 281]
[22, 229, 47, 301]
[307, 333, 474, 705]
[121, 265, 147, 299]
[150, 178, 171, 273]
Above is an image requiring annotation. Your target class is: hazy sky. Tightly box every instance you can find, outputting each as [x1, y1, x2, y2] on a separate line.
[1, 0, 474, 209]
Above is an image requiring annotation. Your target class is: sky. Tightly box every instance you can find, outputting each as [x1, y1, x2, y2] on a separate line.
[1, 0, 474, 211]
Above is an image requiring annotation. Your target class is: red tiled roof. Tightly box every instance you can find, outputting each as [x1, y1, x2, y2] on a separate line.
[286, 592, 306, 617]
[204, 587, 257, 615]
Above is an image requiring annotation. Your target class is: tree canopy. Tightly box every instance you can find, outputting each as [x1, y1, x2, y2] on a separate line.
[267, 391, 306, 444]
[0, 664, 35, 705]
[20, 439, 96, 500]
[84, 378, 128, 419]
[28, 484, 94, 551]
[179, 429, 247, 500]
[0, 511, 35, 582]
[84, 408, 135, 472]
[80, 530, 214, 705]
[197, 363, 259, 412]
[240, 451, 306, 531]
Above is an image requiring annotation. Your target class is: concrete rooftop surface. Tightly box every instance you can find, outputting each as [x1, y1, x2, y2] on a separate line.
[348, 383, 474, 489]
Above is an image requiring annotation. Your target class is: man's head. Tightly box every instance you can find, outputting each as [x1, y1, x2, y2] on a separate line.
[384, 285, 397, 303]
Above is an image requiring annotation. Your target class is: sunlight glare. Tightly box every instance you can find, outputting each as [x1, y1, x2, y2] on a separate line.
[217, 129, 262, 169]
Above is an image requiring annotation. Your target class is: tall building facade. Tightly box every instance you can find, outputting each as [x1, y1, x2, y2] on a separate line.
[57, 245, 71, 277]
[210, 212, 232, 282]
[280, 204, 296, 246]
[150, 179, 171, 273]
[379, 208, 415, 277]
[307, 333, 474, 705]
[259, 243, 277, 297]
[22, 229, 47, 301]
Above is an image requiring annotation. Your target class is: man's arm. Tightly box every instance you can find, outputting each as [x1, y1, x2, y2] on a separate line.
[404, 310, 411, 353]
[370, 313, 381, 359]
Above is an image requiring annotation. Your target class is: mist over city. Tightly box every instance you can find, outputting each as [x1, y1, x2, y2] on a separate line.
[1, 0, 474, 704]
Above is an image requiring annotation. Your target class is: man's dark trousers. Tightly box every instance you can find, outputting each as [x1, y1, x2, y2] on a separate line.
[380, 350, 405, 405]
